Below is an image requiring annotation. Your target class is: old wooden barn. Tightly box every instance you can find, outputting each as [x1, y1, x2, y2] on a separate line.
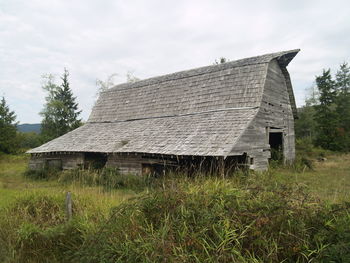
[28, 49, 299, 175]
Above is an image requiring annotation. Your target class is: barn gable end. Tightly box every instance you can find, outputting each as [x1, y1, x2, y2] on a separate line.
[230, 58, 297, 170]
[28, 49, 299, 174]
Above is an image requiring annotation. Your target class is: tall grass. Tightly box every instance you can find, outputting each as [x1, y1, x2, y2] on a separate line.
[1, 153, 350, 262]
[1, 174, 350, 262]
[24, 167, 155, 192]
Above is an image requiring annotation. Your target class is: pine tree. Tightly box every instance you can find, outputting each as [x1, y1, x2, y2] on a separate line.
[335, 63, 350, 93]
[40, 69, 82, 142]
[314, 69, 339, 150]
[56, 68, 82, 133]
[0, 96, 19, 153]
[335, 63, 350, 151]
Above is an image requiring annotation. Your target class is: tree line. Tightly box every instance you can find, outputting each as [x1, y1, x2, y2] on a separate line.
[296, 62, 350, 152]
[0, 68, 82, 154]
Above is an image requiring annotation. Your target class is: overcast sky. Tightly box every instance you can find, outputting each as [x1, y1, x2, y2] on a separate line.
[0, 0, 349, 123]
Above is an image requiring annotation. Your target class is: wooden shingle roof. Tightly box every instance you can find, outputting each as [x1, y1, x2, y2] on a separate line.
[28, 49, 299, 156]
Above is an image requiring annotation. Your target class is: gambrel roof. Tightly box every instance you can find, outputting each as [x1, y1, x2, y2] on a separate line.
[28, 49, 299, 156]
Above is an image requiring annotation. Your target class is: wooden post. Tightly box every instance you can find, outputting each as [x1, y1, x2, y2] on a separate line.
[65, 191, 72, 221]
[219, 157, 225, 178]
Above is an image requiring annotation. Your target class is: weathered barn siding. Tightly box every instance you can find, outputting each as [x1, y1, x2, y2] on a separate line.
[29, 153, 84, 170]
[230, 59, 295, 170]
[27, 50, 299, 174]
[263, 59, 295, 163]
[106, 154, 142, 175]
[106, 153, 180, 175]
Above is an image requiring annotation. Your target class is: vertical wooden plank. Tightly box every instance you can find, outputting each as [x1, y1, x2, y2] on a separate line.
[65, 192, 72, 221]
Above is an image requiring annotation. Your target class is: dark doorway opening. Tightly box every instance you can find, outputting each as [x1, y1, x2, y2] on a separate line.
[140, 154, 248, 177]
[269, 132, 283, 161]
[45, 159, 62, 170]
[175, 155, 248, 176]
[142, 163, 168, 177]
[84, 152, 107, 169]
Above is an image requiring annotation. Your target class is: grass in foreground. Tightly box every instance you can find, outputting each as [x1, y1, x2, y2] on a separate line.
[0, 154, 138, 209]
[1, 175, 350, 262]
[0, 153, 350, 262]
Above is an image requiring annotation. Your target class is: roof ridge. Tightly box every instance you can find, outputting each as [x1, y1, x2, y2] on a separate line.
[102, 49, 300, 93]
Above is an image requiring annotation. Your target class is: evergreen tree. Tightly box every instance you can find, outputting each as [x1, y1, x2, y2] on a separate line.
[0, 96, 19, 153]
[40, 69, 82, 142]
[314, 69, 339, 150]
[335, 62, 350, 93]
[56, 68, 82, 133]
[335, 63, 350, 150]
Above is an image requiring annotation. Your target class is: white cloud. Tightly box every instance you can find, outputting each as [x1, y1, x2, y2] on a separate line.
[0, 0, 349, 123]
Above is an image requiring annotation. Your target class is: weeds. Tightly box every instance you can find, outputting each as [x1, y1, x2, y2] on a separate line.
[0, 192, 107, 263]
[1, 153, 350, 262]
[1, 175, 350, 262]
[73, 178, 350, 262]
[23, 167, 154, 192]
[58, 168, 154, 191]
[23, 167, 60, 180]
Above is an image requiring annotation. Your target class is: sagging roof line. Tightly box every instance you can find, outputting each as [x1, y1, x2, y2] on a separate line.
[28, 49, 299, 156]
[89, 106, 260, 124]
[102, 49, 299, 94]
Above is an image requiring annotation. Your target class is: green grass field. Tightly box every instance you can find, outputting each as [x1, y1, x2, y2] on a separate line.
[0, 154, 137, 210]
[0, 153, 350, 262]
[272, 154, 350, 203]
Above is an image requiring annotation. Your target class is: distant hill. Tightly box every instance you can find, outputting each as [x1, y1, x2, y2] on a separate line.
[17, 123, 41, 134]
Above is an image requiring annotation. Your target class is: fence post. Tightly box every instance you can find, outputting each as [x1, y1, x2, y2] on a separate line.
[65, 191, 72, 221]
[219, 157, 225, 178]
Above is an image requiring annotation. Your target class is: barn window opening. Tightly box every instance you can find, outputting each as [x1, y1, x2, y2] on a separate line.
[45, 159, 62, 170]
[269, 132, 283, 161]
[84, 152, 107, 169]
